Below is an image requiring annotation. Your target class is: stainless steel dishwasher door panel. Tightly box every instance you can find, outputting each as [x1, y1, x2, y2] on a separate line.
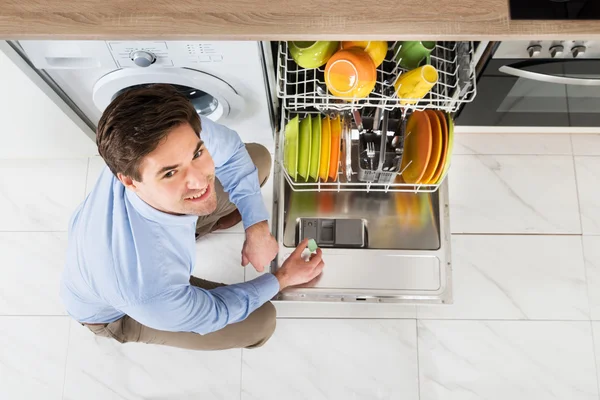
[273, 167, 452, 305]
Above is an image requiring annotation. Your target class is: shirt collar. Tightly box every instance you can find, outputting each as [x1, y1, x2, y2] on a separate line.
[125, 187, 198, 226]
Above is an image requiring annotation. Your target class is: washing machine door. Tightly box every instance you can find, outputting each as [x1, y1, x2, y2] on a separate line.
[92, 68, 244, 123]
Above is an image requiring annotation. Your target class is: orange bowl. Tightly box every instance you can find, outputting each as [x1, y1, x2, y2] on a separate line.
[340, 41, 388, 67]
[324, 48, 377, 99]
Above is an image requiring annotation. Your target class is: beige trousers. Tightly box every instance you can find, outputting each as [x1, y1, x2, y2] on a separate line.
[85, 143, 276, 350]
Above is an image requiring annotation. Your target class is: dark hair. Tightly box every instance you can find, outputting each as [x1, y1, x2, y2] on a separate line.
[96, 84, 201, 181]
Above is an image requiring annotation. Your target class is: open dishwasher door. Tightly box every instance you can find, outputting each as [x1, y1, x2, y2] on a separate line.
[272, 160, 452, 305]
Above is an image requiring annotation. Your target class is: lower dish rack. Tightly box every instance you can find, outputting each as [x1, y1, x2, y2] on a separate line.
[277, 107, 452, 193]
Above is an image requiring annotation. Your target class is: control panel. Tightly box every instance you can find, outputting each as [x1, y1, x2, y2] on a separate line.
[107, 41, 226, 68]
[494, 41, 600, 59]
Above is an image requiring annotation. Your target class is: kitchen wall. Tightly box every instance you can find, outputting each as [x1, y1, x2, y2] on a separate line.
[0, 43, 97, 159]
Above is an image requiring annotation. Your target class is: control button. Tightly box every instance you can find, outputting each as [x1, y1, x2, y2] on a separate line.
[527, 44, 542, 58]
[130, 50, 156, 67]
[550, 45, 564, 58]
[572, 45, 587, 58]
[210, 55, 223, 62]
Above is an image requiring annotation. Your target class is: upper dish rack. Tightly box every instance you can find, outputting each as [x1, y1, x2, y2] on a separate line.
[277, 41, 477, 113]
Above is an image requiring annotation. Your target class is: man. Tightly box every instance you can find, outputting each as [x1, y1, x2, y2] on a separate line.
[61, 84, 324, 350]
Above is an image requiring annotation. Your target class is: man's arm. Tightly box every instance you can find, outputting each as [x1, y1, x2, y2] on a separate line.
[200, 116, 269, 230]
[119, 274, 280, 335]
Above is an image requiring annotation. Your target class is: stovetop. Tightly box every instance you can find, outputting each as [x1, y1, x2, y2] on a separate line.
[510, 0, 600, 19]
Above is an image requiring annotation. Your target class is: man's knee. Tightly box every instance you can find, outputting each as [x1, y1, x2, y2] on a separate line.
[246, 301, 276, 349]
[245, 143, 272, 187]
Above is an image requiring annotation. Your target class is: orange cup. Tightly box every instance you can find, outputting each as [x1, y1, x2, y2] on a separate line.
[325, 48, 377, 99]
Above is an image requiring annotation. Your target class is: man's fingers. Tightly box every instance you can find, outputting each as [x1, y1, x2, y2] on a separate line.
[254, 264, 265, 273]
[241, 253, 250, 267]
[291, 238, 309, 257]
[308, 250, 323, 267]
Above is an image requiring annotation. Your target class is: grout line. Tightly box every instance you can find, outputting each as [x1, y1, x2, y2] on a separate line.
[416, 320, 422, 400]
[274, 316, 600, 322]
[239, 349, 244, 400]
[61, 319, 72, 400]
[590, 321, 600, 399]
[571, 153, 585, 236]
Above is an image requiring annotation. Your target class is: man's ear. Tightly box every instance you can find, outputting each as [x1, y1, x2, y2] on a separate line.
[117, 173, 138, 191]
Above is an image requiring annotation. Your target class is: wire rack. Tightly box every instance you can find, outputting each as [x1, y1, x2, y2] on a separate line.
[277, 108, 449, 193]
[277, 41, 477, 113]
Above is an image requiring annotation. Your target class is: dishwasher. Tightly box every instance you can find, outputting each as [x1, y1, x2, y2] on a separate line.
[265, 41, 477, 305]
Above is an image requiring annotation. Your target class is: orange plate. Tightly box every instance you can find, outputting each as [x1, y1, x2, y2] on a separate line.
[328, 115, 341, 181]
[429, 110, 448, 184]
[400, 111, 432, 184]
[420, 110, 443, 184]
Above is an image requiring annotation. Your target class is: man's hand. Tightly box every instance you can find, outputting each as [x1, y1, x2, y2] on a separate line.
[274, 239, 325, 290]
[242, 221, 278, 272]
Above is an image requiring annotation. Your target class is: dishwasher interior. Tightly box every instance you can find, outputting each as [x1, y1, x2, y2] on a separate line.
[267, 41, 477, 304]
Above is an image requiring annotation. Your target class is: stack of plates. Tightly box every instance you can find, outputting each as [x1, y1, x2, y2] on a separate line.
[284, 114, 342, 182]
[400, 110, 455, 185]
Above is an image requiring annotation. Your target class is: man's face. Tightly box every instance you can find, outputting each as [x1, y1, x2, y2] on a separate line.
[121, 123, 217, 216]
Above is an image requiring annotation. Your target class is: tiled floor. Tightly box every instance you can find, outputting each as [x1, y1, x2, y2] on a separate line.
[2, 132, 600, 400]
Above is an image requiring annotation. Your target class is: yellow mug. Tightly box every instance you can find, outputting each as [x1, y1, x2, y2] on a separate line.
[394, 65, 438, 105]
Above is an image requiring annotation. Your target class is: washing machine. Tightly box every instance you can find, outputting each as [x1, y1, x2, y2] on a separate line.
[15, 40, 276, 150]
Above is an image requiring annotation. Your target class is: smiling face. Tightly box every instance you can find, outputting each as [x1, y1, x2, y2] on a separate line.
[119, 122, 217, 216]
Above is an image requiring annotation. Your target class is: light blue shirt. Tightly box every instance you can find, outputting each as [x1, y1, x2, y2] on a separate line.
[60, 116, 280, 335]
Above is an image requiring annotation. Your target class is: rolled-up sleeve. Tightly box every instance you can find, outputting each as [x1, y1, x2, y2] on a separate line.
[119, 274, 280, 334]
[199, 116, 269, 230]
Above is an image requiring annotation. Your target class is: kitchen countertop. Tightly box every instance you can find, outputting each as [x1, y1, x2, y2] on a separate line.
[3, 0, 600, 40]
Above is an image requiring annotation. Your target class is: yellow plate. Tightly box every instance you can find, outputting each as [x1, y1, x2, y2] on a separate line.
[400, 111, 432, 184]
[319, 116, 331, 182]
[309, 115, 322, 180]
[429, 110, 448, 184]
[436, 113, 454, 183]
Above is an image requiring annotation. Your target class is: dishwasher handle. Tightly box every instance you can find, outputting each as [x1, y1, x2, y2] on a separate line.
[499, 64, 600, 86]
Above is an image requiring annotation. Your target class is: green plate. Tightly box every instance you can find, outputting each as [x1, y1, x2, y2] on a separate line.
[437, 112, 454, 183]
[309, 115, 322, 180]
[298, 115, 312, 181]
[284, 116, 299, 180]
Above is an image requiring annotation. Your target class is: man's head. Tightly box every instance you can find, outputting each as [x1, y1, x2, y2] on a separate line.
[96, 84, 217, 216]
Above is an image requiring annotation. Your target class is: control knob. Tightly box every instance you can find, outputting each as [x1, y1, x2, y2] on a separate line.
[550, 45, 564, 58]
[131, 50, 156, 67]
[527, 44, 542, 58]
[571, 45, 587, 58]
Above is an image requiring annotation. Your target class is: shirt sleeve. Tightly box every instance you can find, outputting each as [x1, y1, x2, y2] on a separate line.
[118, 274, 280, 335]
[199, 115, 270, 230]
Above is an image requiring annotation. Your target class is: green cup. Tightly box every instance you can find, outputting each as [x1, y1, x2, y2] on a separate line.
[394, 41, 436, 70]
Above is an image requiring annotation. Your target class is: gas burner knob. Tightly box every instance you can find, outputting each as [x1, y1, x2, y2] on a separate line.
[527, 44, 542, 58]
[550, 45, 564, 58]
[131, 50, 156, 67]
[572, 45, 587, 58]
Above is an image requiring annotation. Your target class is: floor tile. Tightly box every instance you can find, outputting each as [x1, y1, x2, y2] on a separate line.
[86, 156, 107, 196]
[584, 236, 600, 321]
[0, 232, 67, 315]
[454, 133, 572, 155]
[272, 302, 417, 319]
[63, 320, 241, 400]
[572, 133, 600, 156]
[0, 316, 70, 400]
[0, 159, 88, 231]
[575, 157, 600, 234]
[590, 322, 600, 395]
[241, 319, 419, 400]
[418, 235, 589, 320]
[449, 155, 581, 234]
[418, 320, 599, 400]
[193, 233, 245, 285]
